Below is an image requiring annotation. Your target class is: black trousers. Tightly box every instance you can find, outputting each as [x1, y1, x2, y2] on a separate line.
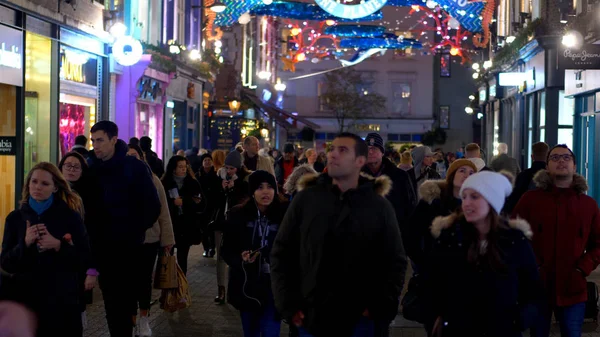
[171, 243, 192, 275]
[99, 248, 140, 337]
[202, 228, 215, 251]
[136, 242, 160, 312]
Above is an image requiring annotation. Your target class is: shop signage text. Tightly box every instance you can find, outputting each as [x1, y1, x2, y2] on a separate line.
[560, 45, 600, 70]
[0, 43, 21, 69]
[0, 137, 16, 155]
[314, 0, 387, 19]
[0, 25, 23, 87]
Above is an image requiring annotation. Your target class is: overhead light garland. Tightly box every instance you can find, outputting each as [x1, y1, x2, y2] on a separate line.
[248, 1, 383, 23]
[324, 25, 386, 38]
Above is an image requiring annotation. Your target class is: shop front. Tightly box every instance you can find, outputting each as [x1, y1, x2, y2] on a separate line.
[114, 55, 172, 158]
[164, 66, 205, 159]
[0, 21, 23, 233]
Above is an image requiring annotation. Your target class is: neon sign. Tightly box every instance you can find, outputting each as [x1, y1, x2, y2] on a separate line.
[112, 36, 143, 66]
[314, 0, 388, 19]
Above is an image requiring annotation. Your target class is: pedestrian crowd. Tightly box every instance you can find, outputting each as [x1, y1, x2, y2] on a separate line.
[1, 121, 599, 337]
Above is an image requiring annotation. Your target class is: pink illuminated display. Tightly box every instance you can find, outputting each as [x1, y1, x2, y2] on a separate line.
[59, 103, 86, 158]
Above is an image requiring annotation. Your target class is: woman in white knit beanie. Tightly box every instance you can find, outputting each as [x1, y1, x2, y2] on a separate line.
[426, 171, 542, 337]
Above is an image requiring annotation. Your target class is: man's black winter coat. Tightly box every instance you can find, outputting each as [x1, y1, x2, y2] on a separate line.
[271, 173, 407, 337]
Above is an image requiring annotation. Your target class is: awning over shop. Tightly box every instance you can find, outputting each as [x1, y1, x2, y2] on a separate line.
[242, 90, 320, 130]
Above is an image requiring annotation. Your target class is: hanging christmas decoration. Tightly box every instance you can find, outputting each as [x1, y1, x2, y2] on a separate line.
[214, 0, 262, 26]
[247, 1, 383, 23]
[339, 48, 387, 67]
[324, 25, 386, 38]
[281, 19, 341, 72]
[339, 35, 422, 49]
[472, 0, 495, 47]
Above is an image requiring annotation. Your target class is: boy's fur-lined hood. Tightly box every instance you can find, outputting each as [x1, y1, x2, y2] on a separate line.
[533, 170, 588, 194]
[297, 172, 392, 197]
[419, 180, 447, 204]
[430, 213, 533, 240]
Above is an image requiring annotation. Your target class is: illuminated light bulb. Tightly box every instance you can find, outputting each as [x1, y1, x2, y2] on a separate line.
[450, 47, 459, 56]
[448, 17, 460, 29]
[465, 107, 474, 114]
[483, 60, 493, 69]
[263, 0, 273, 4]
[239, 13, 252, 25]
[291, 28, 302, 36]
[472, 63, 480, 70]
[214, 40, 223, 48]
[326, 20, 336, 26]
[426, 0, 437, 8]
[296, 53, 306, 61]
[472, 72, 479, 79]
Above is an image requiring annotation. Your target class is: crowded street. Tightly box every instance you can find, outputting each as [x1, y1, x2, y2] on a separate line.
[80, 246, 600, 337]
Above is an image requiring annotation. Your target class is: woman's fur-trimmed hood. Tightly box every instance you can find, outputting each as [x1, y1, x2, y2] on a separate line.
[430, 214, 533, 240]
[419, 180, 447, 204]
[284, 164, 318, 195]
[533, 169, 588, 194]
[297, 172, 392, 197]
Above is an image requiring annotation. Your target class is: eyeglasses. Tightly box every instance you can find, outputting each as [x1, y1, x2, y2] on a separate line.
[549, 154, 573, 162]
[64, 164, 82, 172]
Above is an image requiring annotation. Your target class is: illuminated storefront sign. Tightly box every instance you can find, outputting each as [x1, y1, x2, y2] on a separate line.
[315, 0, 388, 19]
[112, 36, 143, 66]
[0, 25, 23, 87]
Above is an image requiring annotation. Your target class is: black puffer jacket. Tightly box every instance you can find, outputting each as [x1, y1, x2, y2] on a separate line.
[162, 175, 205, 245]
[406, 180, 461, 268]
[271, 173, 407, 337]
[362, 157, 417, 240]
[1, 198, 90, 309]
[222, 200, 287, 311]
[197, 166, 222, 228]
[87, 140, 161, 251]
[426, 214, 542, 337]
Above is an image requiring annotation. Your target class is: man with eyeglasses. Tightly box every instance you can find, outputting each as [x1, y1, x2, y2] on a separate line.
[512, 144, 600, 337]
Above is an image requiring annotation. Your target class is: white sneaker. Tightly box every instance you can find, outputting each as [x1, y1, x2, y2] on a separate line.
[81, 311, 87, 330]
[139, 316, 152, 337]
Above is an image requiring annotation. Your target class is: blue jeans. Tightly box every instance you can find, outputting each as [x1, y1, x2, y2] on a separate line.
[239, 294, 281, 337]
[297, 317, 389, 337]
[531, 302, 585, 337]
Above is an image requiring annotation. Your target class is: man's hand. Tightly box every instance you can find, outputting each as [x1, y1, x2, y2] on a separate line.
[292, 311, 305, 327]
[241, 250, 259, 263]
[174, 197, 183, 207]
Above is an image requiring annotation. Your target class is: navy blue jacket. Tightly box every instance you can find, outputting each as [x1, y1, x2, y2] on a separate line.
[87, 140, 161, 252]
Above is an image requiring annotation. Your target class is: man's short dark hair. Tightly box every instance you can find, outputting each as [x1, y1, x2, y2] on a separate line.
[532, 142, 549, 161]
[129, 137, 140, 146]
[74, 135, 87, 146]
[547, 144, 576, 163]
[335, 132, 368, 158]
[139, 136, 152, 151]
[91, 121, 119, 139]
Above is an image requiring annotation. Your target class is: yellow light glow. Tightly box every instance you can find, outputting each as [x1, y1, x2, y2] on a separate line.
[325, 20, 336, 26]
[291, 28, 302, 36]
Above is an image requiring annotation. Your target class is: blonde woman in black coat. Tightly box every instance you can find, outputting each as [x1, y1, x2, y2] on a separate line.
[1, 162, 90, 337]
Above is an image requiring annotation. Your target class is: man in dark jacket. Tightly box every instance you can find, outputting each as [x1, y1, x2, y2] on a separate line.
[70, 135, 89, 159]
[140, 136, 165, 177]
[186, 147, 203, 173]
[88, 121, 161, 336]
[275, 143, 299, 186]
[271, 132, 407, 337]
[490, 143, 521, 176]
[362, 133, 417, 245]
[512, 144, 600, 337]
[504, 142, 548, 213]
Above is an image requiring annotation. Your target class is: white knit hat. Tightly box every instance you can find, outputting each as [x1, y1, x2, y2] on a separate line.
[459, 171, 513, 214]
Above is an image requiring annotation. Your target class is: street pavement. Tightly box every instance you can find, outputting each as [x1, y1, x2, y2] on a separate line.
[84, 245, 600, 337]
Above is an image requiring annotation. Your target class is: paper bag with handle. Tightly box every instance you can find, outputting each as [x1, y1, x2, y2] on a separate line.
[154, 250, 178, 289]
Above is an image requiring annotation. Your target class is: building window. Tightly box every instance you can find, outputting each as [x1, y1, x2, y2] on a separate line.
[440, 54, 451, 77]
[391, 82, 412, 116]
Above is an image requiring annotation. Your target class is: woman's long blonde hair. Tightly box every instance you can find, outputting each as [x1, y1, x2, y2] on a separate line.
[21, 162, 85, 216]
[212, 150, 226, 171]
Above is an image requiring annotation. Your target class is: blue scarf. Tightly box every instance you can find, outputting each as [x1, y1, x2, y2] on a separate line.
[28, 194, 54, 215]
